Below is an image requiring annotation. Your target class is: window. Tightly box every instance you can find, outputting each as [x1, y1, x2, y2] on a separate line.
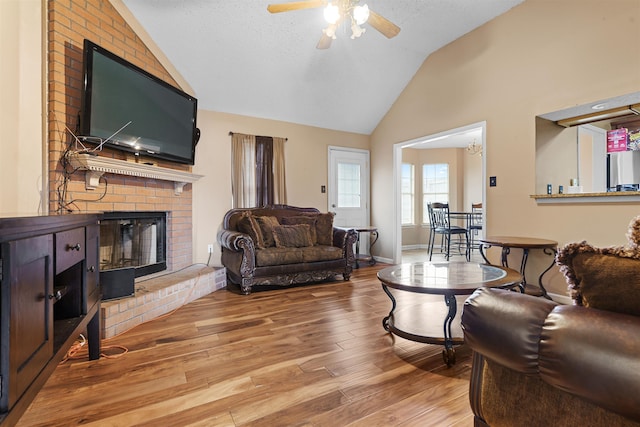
[423, 163, 449, 223]
[401, 163, 414, 225]
[338, 162, 361, 208]
[231, 133, 287, 208]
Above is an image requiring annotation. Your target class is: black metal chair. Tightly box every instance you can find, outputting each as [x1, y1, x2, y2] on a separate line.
[428, 202, 470, 261]
[468, 202, 483, 253]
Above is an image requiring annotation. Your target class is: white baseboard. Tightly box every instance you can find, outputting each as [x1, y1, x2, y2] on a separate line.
[401, 244, 428, 251]
[373, 256, 393, 265]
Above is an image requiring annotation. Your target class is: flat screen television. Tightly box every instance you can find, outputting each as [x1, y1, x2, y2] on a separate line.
[80, 39, 199, 165]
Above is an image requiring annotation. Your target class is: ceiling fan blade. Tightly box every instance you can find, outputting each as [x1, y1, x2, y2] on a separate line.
[267, 0, 326, 13]
[316, 33, 333, 49]
[367, 10, 401, 39]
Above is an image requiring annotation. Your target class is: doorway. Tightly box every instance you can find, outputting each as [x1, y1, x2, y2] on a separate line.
[392, 122, 487, 264]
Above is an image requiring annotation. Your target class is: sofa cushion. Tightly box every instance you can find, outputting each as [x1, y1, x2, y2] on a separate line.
[256, 247, 304, 266]
[237, 212, 265, 248]
[281, 216, 318, 244]
[273, 224, 314, 248]
[301, 245, 344, 262]
[255, 215, 280, 248]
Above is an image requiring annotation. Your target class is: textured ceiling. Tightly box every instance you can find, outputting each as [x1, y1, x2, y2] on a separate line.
[121, 0, 524, 135]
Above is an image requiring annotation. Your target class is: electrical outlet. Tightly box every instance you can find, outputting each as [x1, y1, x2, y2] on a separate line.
[207, 244, 214, 253]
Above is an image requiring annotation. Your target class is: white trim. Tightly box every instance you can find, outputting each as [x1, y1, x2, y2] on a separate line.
[67, 152, 203, 195]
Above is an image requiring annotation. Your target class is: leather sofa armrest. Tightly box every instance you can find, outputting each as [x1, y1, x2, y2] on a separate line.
[540, 305, 640, 421]
[462, 288, 558, 374]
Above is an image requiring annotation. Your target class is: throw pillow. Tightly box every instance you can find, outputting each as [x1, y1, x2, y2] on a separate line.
[255, 216, 280, 248]
[273, 224, 314, 248]
[280, 216, 318, 244]
[237, 212, 265, 248]
[309, 212, 335, 246]
[556, 215, 640, 317]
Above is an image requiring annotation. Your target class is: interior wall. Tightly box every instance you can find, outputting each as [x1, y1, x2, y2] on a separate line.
[371, 0, 640, 297]
[463, 151, 482, 209]
[0, 0, 45, 215]
[192, 111, 369, 266]
[400, 148, 422, 247]
[535, 117, 578, 194]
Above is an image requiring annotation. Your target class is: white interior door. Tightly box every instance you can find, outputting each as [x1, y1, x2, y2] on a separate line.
[328, 147, 370, 249]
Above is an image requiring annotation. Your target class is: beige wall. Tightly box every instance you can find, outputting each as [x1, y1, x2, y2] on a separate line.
[1, 0, 45, 215]
[535, 117, 578, 194]
[463, 151, 483, 209]
[371, 0, 640, 297]
[192, 111, 369, 266]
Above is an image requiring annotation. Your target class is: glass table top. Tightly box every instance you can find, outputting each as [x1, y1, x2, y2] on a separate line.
[377, 262, 522, 295]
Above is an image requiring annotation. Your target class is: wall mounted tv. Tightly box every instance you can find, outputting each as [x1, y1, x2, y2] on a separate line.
[80, 39, 199, 165]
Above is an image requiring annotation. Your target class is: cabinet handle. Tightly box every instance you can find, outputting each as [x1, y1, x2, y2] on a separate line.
[67, 243, 81, 251]
[88, 266, 95, 272]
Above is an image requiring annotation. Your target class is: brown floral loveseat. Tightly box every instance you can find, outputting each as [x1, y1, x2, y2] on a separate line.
[217, 205, 357, 294]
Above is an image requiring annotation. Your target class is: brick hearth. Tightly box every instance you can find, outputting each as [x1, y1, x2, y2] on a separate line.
[101, 266, 226, 339]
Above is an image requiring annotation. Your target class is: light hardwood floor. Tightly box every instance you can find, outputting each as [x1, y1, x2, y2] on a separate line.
[17, 262, 474, 427]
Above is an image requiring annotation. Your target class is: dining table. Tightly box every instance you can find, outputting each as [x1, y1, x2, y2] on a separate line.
[449, 211, 483, 255]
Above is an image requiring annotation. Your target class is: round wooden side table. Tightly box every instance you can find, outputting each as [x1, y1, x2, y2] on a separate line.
[479, 236, 558, 299]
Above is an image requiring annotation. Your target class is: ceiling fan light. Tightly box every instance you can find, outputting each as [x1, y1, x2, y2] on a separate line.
[323, 23, 338, 39]
[324, 3, 340, 24]
[351, 23, 365, 39]
[353, 4, 369, 25]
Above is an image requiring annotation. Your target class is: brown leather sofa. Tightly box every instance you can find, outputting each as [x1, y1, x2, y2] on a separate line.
[217, 205, 357, 294]
[461, 288, 640, 427]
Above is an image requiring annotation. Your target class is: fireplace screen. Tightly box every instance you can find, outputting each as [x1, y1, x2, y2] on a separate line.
[100, 212, 167, 277]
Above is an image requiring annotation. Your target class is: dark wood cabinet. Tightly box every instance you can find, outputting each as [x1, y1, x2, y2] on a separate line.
[0, 214, 101, 425]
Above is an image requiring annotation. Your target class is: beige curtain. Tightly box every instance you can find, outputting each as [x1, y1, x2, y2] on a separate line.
[273, 137, 287, 205]
[231, 133, 256, 208]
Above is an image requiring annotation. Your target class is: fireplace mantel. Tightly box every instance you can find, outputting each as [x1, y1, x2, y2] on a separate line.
[67, 152, 203, 194]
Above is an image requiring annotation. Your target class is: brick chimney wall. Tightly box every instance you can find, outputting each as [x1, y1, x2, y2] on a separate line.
[48, 0, 193, 270]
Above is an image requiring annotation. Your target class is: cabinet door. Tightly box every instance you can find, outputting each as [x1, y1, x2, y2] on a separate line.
[85, 224, 100, 312]
[7, 234, 54, 409]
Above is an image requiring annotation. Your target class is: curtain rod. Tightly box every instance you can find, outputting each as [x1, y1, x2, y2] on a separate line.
[228, 131, 287, 141]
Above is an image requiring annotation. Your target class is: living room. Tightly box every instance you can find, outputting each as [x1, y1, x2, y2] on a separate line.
[4, 0, 640, 280]
[3, 0, 640, 425]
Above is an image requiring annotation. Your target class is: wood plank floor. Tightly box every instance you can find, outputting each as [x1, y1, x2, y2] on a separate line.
[17, 263, 474, 427]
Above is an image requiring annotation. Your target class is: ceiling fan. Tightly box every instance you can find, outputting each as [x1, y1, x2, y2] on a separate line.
[267, 0, 401, 49]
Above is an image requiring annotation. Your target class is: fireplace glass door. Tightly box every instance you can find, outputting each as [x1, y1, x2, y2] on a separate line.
[100, 212, 167, 277]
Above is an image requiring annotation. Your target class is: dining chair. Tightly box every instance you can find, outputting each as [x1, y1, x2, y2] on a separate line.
[428, 202, 470, 261]
[468, 202, 483, 253]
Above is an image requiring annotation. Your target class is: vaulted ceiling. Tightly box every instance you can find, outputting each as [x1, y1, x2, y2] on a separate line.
[121, 0, 524, 135]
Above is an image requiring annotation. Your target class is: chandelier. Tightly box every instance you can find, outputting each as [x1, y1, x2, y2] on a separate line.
[467, 139, 482, 156]
[322, 1, 370, 40]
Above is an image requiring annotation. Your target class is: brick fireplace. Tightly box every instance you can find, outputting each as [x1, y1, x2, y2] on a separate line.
[47, 1, 225, 339]
[48, 0, 195, 270]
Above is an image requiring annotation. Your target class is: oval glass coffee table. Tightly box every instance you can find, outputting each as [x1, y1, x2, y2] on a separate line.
[378, 262, 522, 366]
